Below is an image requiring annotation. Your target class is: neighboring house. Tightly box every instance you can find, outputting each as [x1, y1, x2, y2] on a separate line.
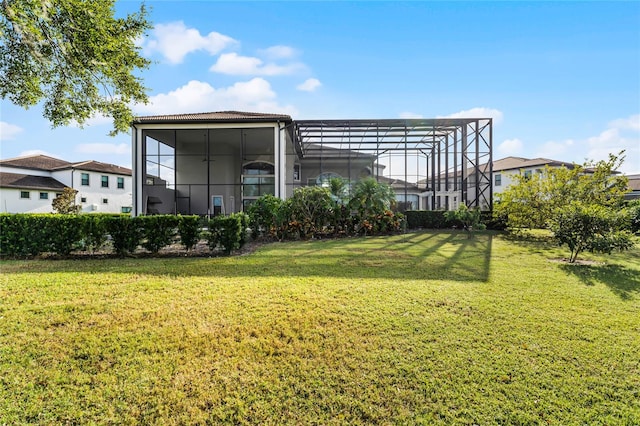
[625, 174, 640, 200]
[491, 156, 587, 197]
[131, 111, 493, 215]
[0, 155, 132, 213]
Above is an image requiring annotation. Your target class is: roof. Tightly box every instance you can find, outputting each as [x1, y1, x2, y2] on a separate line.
[133, 110, 293, 125]
[56, 160, 131, 175]
[492, 156, 579, 172]
[0, 155, 131, 175]
[0, 172, 67, 191]
[627, 174, 640, 192]
[0, 155, 71, 171]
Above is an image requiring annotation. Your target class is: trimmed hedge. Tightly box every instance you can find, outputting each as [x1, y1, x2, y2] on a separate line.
[404, 210, 506, 231]
[0, 213, 200, 258]
[205, 213, 249, 255]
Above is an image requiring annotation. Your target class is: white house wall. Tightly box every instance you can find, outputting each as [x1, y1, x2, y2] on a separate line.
[0, 188, 60, 213]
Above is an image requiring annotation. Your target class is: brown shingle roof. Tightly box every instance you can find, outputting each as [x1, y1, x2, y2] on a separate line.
[58, 161, 132, 175]
[492, 156, 578, 172]
[0, 154, 71, 171]
[627, 174, 640, 191]
[0, 155, 131, 175]
[133, 110, 293, 124]
[0, 172, 67, 191]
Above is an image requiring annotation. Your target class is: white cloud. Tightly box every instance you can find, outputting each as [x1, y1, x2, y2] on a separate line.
[531, 113, 640, 174]
[608, 114, 640, 132]
[76, 143, 130, 155]
[296, 78, 322, 92]
[143, 21, 236, 64]
[497, 138, 524, 157]
[399, 112, 423, 119]
[439, 107, 504, 125]
[136, 78, 296, 116]
[259, 45, 298, 60]
[210, 52, 305, 76]
[19, 149, 59, 158]
[535, 139, 575, 159]
[0, 121, 23, 140]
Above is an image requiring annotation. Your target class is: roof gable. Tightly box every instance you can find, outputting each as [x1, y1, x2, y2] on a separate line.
[0, 154, 71, 171]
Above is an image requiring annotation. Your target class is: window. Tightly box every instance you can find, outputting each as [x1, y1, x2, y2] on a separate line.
[81, 197, 87, 203]
[211, 196, 225, 216]
[101, 175, 109, 188]
[39, 192, 49, 200]
[293, 164, 300, 181]
[494, 174, 502, 187]
[117, 177, 125, 189]
[121, 206, 132, 214]
[523, 170, 532, 180]
[242, 162, 275, 207]
[315, 172, 342, 187]
[146, 177, 154, 185]
[81, 173, 89, 186]
[20, 191, 30, 199]
[102, 198, 108, 204]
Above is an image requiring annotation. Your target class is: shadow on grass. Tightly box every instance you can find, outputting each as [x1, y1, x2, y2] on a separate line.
[1, 231, 496, 283]
[560, 263, 640, 300]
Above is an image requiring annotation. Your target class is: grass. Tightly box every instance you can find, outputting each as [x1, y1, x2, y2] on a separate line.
[1, 230, 639, 425]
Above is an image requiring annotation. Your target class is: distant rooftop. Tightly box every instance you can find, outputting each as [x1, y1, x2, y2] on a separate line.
[0, 155, 131, 175]
[133, 110, 293, 124]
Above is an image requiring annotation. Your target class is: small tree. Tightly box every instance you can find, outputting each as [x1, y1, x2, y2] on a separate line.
[496, 152, 629, 230]
[548, 202, 634, 263]
[52, 187, 80, 214]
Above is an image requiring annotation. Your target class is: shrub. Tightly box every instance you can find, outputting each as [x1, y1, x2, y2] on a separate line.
[287, 186, 336, 239]
[404, 211, 448, 229]
[139, 215, 179, 253]
[79, 214, 110, 252]
[51, 187, 81, 214]
[247, 194, 283, 239]
[44, 214, 84, 255]
[105, 215, 142, 256]
[625, 200, 640, 234]
[0, 214, 48, 256]
[178, 215, 201, 250]
[206, 213, 244, 255]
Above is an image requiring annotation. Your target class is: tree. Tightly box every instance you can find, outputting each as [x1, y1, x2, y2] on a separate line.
[52, 187, 80, 214]
[1, 0, 151, 135]
[548, 202, 633, 263]
[348, 178, 396, 217]
[495, 152, 629, 230]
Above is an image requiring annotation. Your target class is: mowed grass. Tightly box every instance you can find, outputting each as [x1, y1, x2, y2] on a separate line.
[1, 231, 639, 425]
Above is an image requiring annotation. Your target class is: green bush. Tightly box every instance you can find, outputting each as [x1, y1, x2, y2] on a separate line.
[247, 195, 283, 239]
[206, 214, 244, 255]
[105, 215, 142, 256]
[44, 214, 84, 255]
[79, 214, 110, 252]
[404, 211, 448, 229]
[287, 186, 336, 239]
[0, 214, 48, 256]
[139, 215, 179, 253]
[178, 215, 201, 250]
[625, 200, 640, 234]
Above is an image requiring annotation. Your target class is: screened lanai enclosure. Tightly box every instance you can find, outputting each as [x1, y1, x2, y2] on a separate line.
[131, 112, 492, 216]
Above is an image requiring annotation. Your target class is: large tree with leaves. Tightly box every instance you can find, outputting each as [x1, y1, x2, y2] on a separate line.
[495, 152, 629, 230]
[0, 0, 150, 135]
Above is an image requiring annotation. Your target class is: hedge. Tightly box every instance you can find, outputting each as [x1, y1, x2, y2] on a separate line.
[404, 210, 507, 230]
[0, 213, 200, 258]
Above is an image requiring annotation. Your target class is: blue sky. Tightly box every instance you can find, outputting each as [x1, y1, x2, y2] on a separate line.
[1, 1, 639, 174]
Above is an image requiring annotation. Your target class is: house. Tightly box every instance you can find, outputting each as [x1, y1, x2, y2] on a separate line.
[0, 155, 132, 213]
[131, 111, 493, 216]
[491, 156, 587, 196]
[625, 174, 640, 200]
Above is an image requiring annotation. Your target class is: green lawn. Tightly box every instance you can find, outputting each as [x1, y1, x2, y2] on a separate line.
[1, 231, 638, 425]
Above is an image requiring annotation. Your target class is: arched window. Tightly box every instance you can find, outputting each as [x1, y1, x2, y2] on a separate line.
[242, 162, 275, 210]
[315, 172, 342, 187]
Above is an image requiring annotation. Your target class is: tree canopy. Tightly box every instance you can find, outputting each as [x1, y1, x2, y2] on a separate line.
[0, 0, 151, 135]
[495, 153, 629, 230]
